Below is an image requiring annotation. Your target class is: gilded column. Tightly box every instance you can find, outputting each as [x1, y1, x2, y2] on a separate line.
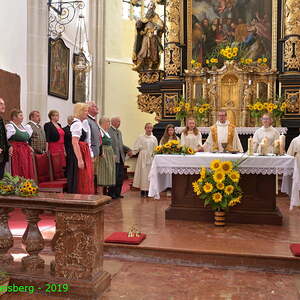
[283, 0, 300, 72]
[164, 0, 181, 79]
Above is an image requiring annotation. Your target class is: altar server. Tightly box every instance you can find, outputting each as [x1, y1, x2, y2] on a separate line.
[203, 110, 243, 152]
[132, 123, 158, 197]
[160, 124, 180, 145]
[253, 113, 279, 153]
[180, 118, 202, 151]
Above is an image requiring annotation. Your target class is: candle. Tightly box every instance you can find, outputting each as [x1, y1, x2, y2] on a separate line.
[260, 137, 269, 155]
[208, 79, 211, 84]
[279, 134, 286, 155]
[248, 79, 252, 85]
[273, 139, 280, 155]
[193, 83, 196, 99]
[248, 137, 254, 155]
[183, 84, 185, 98]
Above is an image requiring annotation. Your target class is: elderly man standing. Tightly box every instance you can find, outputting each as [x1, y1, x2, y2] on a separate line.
[108, 117, 132, 199]
[203, 110, 243, 152]
[27, 110, 47, 154]
[0, 98, 12, 179]
[87, 101, 102, 193]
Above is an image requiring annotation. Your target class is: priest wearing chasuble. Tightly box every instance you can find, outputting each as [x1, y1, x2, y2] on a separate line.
[203, 110, 243, 152]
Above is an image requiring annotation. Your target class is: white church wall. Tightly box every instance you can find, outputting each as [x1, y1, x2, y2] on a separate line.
[0, 0, 28, 115]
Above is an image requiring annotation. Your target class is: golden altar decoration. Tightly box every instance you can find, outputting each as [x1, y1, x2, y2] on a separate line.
[184, 61, 277, 127]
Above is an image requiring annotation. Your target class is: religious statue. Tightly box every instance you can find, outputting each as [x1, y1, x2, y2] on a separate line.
[132, 1, 164, 72]
[241, 84, 253, 126]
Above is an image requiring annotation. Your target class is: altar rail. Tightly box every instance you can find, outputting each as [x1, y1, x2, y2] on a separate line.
[175, 127, 288, 135]
[0, 193, 111, 299]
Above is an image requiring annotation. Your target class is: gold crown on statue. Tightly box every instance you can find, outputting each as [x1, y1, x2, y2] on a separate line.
[127, 225, 141, 238]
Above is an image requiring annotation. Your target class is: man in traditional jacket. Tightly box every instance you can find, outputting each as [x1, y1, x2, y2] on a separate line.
[27, 111, 47, 154]
[203, 110, 243, 152]
[108, 117, 132, 199]
[253, 113, 279, 153]
[132, 1, 164, 71]
[0, 98, 12, 179]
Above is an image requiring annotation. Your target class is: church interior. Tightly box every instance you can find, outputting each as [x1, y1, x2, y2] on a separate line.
[1, 0, 300, 299]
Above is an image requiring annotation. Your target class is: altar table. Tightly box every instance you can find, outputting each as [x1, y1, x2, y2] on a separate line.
[148, 153, 296, 225]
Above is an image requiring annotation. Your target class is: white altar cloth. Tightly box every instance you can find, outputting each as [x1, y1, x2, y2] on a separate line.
[148, 153, 298, 209]
[175, 127, 287, 135]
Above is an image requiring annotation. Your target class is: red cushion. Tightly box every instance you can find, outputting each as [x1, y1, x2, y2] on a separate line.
[39, 181, 67, 189]
[51, 152, 65, 180]
[290, 244, 300, 256]
[104, 232, 146, 245]
[35, 153, 51, 183]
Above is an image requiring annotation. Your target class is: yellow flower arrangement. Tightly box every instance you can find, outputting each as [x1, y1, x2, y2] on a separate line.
[192, 160, 243, 212]
[154, 139, 195, 155]
[191, 60, 202, 69]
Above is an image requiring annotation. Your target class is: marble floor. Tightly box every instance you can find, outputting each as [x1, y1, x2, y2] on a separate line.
[5, 190, 300, 299]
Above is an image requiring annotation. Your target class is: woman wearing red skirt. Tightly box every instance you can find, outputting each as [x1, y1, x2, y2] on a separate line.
[6, 109, 34, 179]
[65, 103, 94, 194]
[44, 110, 66, 171]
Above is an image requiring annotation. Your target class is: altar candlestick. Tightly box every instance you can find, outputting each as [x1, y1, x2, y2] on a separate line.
[193, 83, 196, 99]
[207, 79, 211, 84]
[248, 137, 254, 156]
[248, 79, 252, 85]
[279, 134, 286, 155]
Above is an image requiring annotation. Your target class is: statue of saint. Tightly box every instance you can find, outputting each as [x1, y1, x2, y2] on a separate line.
[243, 84, 253, 108]
[132, 1, 164, 72]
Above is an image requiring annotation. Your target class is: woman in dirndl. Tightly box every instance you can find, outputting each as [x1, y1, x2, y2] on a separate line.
[6, 109, 34, 179]
[66, 103, 94, 194]
[96, 117, 116, 190]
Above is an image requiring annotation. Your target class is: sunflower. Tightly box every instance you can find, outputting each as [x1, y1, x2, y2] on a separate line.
[229, 170, 240, 183]
[203, 182, 213, 193]
[191, 59, 196, 65]
[187, 147, 194, 154]
[212, 192, 222, 203]
[192, 182, 201, 195]
[262, 57, 268, 63]
[200, 167, 206, 179]
[210, 159, 221, 171]
[155, 146, 162, 152]
[198, 107, 205, 113]
[281, 102, 287, 110]
[206, 59, 210, 64]
[171, 140, 179, 145]
[210, 58, 215, 63]
[224, 185, 234, 195]
[220, 161, 233, 174]
[185, 103, 190, 110]
[213, 171, 225, 183]
[257, 58, 262, 64]
[216, 182, 225, 190]
[229, 196, 241, 207]
[164, 142, 172, 149]
[227, 53, 233, 59]
[256, 103, 263, 110]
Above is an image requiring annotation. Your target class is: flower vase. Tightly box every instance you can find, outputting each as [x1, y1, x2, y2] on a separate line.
[214, 210, 226, 226]
[275, 118, 281, 127]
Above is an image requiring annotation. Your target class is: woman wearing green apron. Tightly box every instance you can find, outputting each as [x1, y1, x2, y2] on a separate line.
[96, 117, 116, 190]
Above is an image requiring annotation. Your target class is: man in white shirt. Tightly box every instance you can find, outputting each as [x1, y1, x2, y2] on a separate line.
[203, 110, 243, 152]
[253, 113, 280, 153]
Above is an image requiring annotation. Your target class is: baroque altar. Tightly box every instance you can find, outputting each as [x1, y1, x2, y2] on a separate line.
[132, 0, 300, 146]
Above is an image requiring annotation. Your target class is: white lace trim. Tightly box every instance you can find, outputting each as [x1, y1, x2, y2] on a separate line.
[157, 167, 293, 176]
[175, 127, 288, 135]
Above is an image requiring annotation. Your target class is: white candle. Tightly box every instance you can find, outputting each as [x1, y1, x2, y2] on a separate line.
[279, 134, 286, 155]
[193, 83, 196, 99]
[248, 137, 253, 155]
[208, 79, 211, 84]
[248, 79, 252, 85]
[183, 84, 185, 98]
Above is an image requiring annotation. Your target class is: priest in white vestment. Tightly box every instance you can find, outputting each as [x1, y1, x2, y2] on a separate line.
[132, 123, 158, 196]
[253, 113, 279, 153]
[203, 110, 243, 152]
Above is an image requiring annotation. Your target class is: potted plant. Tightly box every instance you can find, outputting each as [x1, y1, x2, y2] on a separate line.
[0, 270, 9, 295]
[192, 159, 243, 226]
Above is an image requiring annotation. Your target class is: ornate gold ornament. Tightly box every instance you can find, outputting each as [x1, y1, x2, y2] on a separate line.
[138, 70, 163, 84]
[164, 93, 178, 117]
[165, 43, 181, 77]
[284, 0, 300, 36]
[285, 90, 300, 113]
[165, 0, 180, 43]
[137, 93, 162, 120]
[284, 37, 300, 71]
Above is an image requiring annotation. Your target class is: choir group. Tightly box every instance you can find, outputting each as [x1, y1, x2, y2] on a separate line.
[0, 97, 298, 198]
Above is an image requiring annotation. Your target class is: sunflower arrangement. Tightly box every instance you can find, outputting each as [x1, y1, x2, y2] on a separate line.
[240, 58, 253, 65]
[191, 59, 202, 70]
[205, 57, 219, 69]
[0, 173, 38, 197]
[192, 159, 242, 211]
[272, 96, 287, 120]
[219, 46, 239, 61]
[154, 140, 195, 155]
[256, 57, 268, 65]
[173, 98, 211, 125]
[247, 100, 265, 119]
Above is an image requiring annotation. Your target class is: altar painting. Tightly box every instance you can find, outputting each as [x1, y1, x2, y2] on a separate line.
[189, 0, 274, 68]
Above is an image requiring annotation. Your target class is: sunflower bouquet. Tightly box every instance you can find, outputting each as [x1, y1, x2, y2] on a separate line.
[256, 56, 268, 65]
[15, 179, 38, 197]
[192, 160, 242, 211]
[0, 173, 38, 197]
[272, 96, 287, 120]
[191, 59, 202, 70]
[247, 100, 265, 119]
[154, 140, 195, 155]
